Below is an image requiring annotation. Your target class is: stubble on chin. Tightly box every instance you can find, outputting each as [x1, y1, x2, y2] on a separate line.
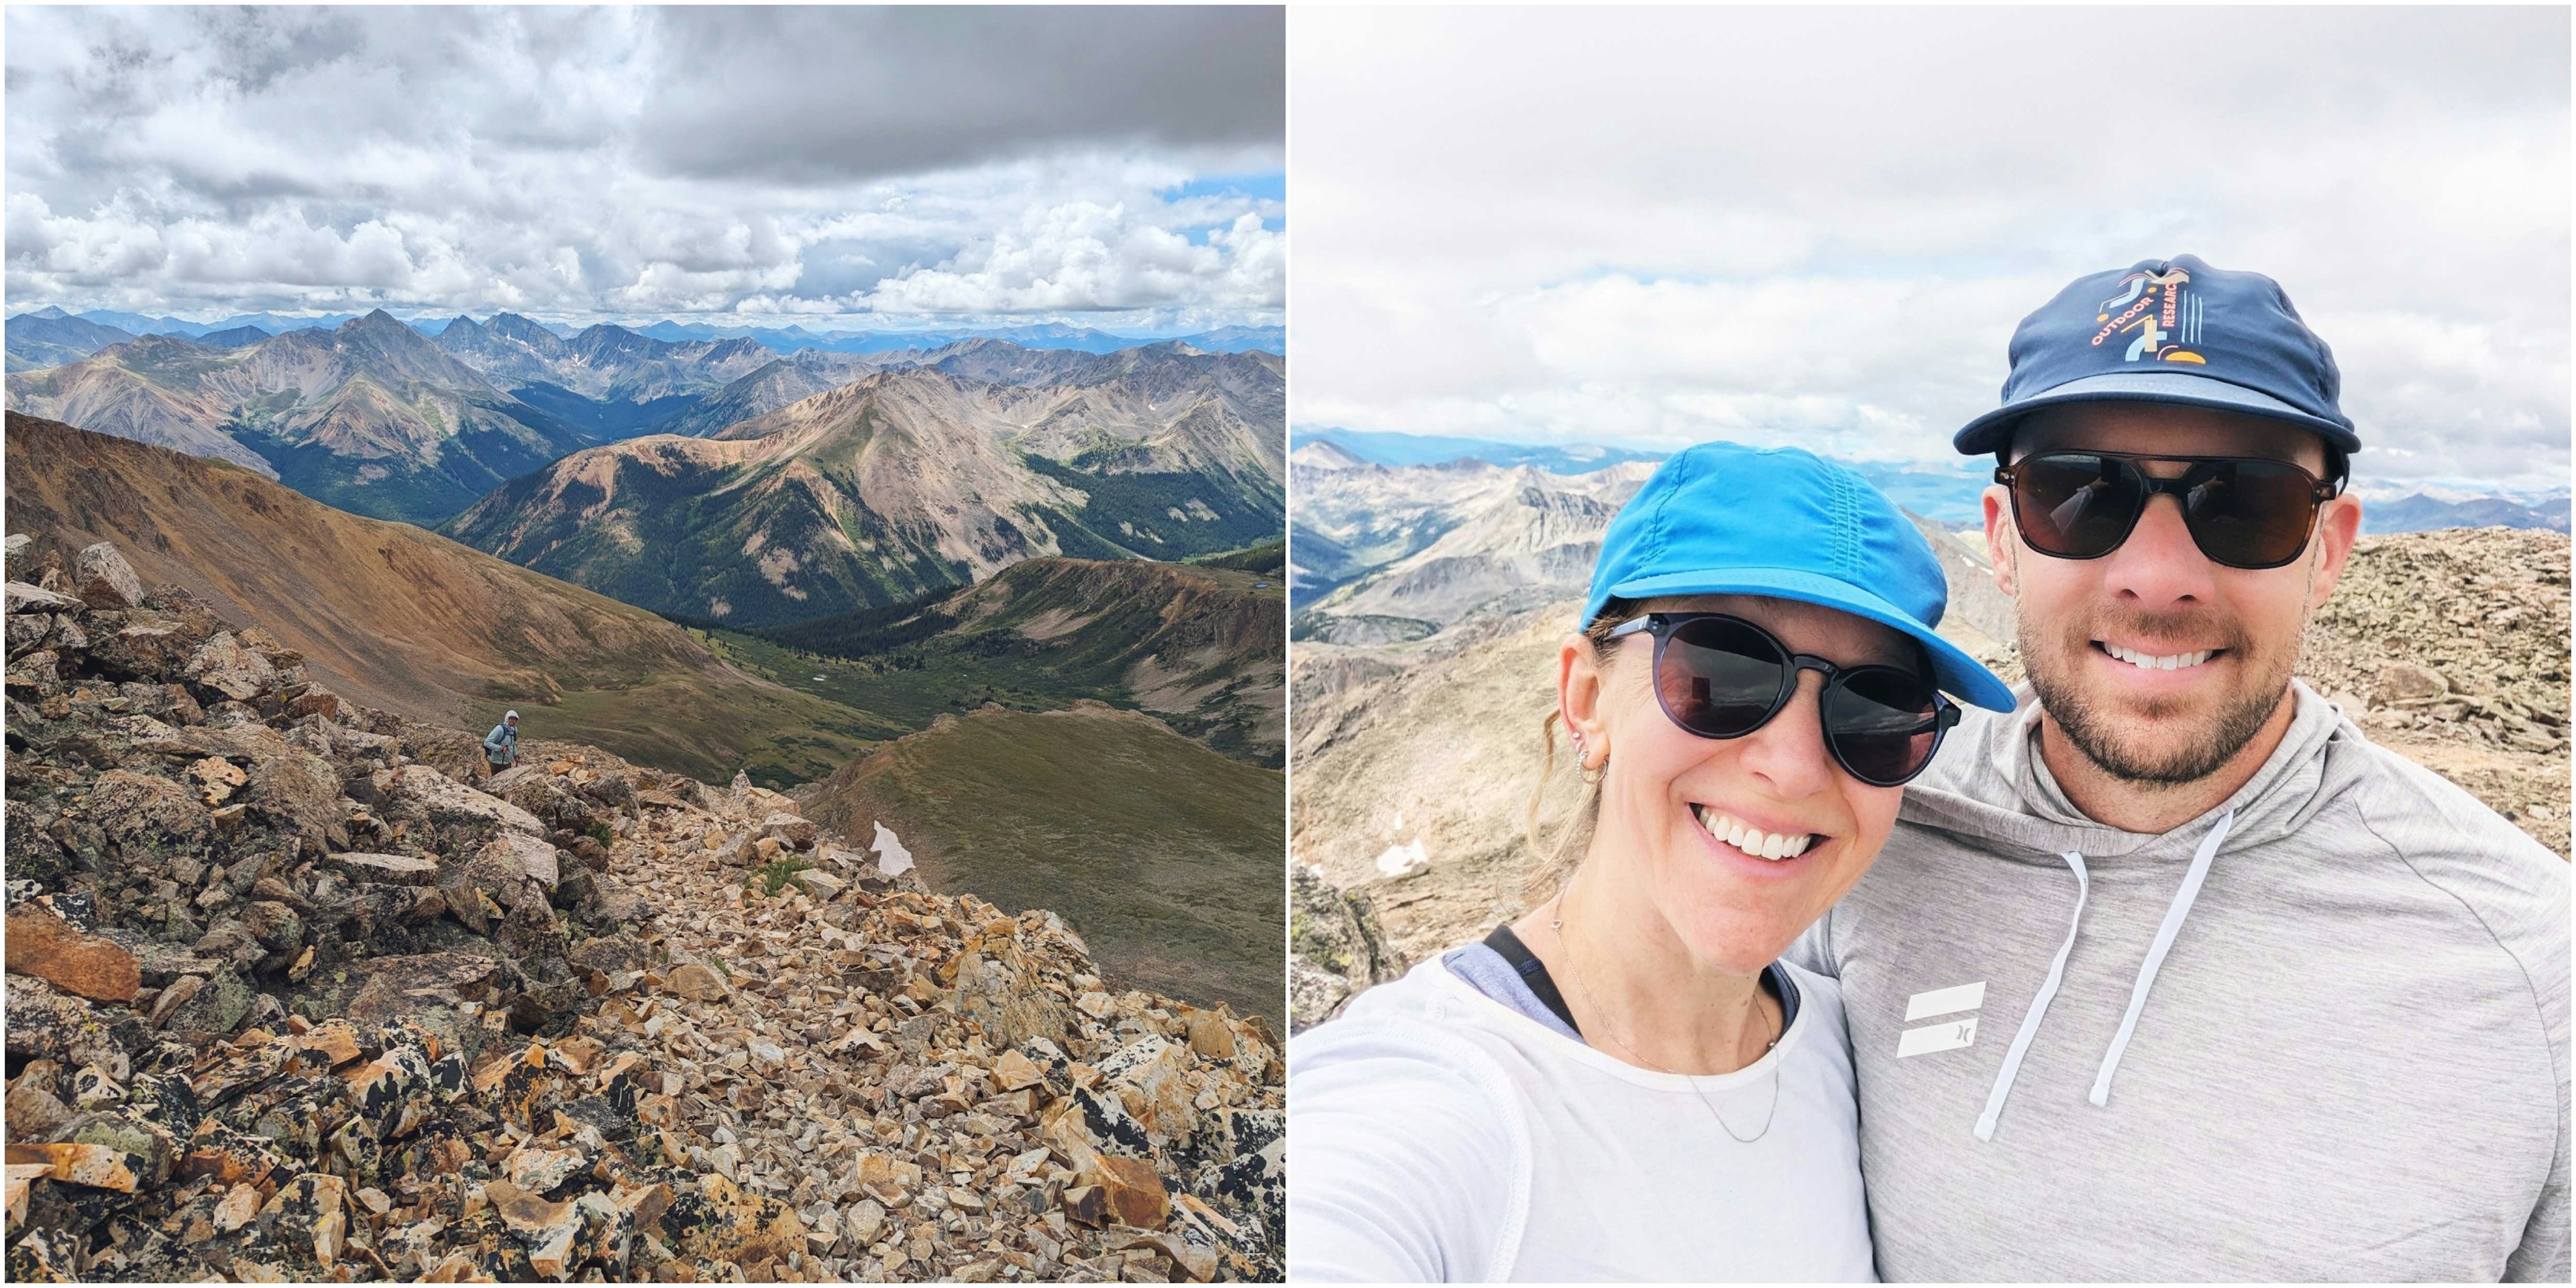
[2019, 614, 2292, 786]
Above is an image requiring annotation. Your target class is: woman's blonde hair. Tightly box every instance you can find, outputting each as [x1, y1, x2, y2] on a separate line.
[1522, 598, 1637, 902]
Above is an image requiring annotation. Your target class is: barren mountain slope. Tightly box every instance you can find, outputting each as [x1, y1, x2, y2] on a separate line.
[6, 413, 879, 785]
[449, 361, 1285, 628]
[1290, 529, 2572, 1024]
[654, 351, 883, 438]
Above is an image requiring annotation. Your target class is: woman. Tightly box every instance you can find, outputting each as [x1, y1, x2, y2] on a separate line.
[1287, 442, 2013, 1281]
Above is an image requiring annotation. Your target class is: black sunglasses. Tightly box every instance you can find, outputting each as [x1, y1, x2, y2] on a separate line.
[1605, 612, 1961, 788]
[1997, 450, 2338, 572]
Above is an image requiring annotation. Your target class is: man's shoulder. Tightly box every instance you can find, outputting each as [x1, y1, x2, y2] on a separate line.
[2332, 735, 2568, 910]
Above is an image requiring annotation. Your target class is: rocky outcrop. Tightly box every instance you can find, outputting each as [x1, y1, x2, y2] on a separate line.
[5, 539, 1284, 1281]
[1288, 867, 1405, 1033]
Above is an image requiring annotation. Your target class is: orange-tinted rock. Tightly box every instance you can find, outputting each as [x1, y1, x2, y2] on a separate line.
[1080, 1155, 1168, 1229]
[5, 912, 140, 1002]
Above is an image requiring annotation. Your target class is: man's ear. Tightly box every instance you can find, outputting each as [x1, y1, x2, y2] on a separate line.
[2305, 492, 2364, 610]
[1982, 485, 2019, 598]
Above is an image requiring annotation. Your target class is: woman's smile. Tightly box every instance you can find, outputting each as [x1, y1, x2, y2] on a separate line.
[1688, 802, 1822, 861]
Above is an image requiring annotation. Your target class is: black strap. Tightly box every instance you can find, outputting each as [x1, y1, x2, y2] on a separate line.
[1483, 924, 1582, 1037]
[1484, 922, 1801, 1042]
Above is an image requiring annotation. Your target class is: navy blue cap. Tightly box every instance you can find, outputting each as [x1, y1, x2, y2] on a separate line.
[1582, 442, 2015, 711]
[1955, 254, 2358, 458]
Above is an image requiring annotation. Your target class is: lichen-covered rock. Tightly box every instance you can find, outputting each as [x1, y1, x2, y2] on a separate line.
[1289, 865, 1403, 1031]
[84, 770, 210, 850]
[71, 543, 145, 612]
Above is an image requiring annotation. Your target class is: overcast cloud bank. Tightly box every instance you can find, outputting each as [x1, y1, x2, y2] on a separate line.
[7, 6, 1284, 332]
[1291, 7, 2567, 495]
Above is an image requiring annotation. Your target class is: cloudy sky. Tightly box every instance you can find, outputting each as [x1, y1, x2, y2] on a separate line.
[1293, 7, 2568, 496]
[7, 6, 1283, 333]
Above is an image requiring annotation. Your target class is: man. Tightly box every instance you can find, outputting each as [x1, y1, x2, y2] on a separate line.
[482, 709, 520, 780]
[1791, 255, 2567, 1279]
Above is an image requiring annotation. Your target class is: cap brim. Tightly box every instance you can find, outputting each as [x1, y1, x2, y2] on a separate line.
[1954, 370, 2360, 456]
[1599, 566, 2017, 712]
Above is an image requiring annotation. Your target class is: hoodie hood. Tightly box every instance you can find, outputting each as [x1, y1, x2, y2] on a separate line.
[1899, 677, 2367, 863]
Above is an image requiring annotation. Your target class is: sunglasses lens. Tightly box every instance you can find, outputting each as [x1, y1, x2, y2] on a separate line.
[2014, 453, 2143, 557]
[2184, 460, 2319, 568]
[1825, 669, 1945, 786]
[1657, 617, 1788, 738]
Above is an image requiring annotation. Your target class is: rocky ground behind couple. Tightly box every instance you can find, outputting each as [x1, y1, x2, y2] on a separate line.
[4, 538, 1283, 1282]
[1290, 526, 2571, 1030]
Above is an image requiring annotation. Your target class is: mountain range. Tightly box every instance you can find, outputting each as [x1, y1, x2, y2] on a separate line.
[5, 412, 882, 784]
[1296, 429, 2573, 535]
[9, 307, 1289, 549]
[4, 311, 590, 525]
[443, 346, 1286, 627]
[9, 304, 1281, 365]
[1291, 451, 1652, 634]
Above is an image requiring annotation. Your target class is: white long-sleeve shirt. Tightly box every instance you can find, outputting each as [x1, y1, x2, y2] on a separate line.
[1288, 956, 1876, 1283]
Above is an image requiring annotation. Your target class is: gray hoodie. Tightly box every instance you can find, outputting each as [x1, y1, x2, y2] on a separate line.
[1791, 680, 2567, 1281]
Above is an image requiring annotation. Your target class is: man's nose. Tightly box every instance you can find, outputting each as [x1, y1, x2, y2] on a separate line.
[2098, 490, 2218, 608]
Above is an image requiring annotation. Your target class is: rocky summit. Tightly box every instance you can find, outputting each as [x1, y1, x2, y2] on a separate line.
[3, 537, 1283, 1281]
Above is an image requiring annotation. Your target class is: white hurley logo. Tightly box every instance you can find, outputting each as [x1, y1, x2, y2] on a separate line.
[1897, 981, 1986, 1058]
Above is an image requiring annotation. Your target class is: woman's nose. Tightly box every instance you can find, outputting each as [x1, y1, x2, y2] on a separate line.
[1734, 672, 1836, 798]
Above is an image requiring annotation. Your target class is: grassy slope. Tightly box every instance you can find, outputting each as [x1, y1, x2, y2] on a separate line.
[6, 412, 873, 788]
[724, 555, 1287, 765]
[804, 704, 1285, 1024]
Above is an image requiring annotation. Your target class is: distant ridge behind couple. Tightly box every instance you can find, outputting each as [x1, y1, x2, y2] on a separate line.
[1289, 255, 2569, 1282]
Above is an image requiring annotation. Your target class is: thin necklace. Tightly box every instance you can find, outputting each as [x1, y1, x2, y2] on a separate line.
[1548, 875, 1784, 1144]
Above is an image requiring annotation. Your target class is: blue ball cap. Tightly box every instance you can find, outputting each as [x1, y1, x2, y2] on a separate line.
[1955, 254, 2358, 458]
[1581, 442, 2015, 712]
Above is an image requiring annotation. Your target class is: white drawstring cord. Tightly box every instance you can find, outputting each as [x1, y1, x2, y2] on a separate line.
[1973, 851, 2090, 1143]
[2088, 807, 2235, 1107]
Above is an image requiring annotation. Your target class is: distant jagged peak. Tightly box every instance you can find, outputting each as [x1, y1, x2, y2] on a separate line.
[1290, 439, 1368, 471]
[104, 331, 219, 360]
[24, 305, 71, 320]
[483, 311, 569, 350]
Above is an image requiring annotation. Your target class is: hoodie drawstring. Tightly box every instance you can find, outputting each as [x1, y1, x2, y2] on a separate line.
[1973, 807, 2236, 1141]
[2088, 806, 2234, 1107]
[1974, 850, 2088, 1143]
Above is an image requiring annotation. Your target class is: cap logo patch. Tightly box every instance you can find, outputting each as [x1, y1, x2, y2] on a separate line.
[2090, 268, 2204, 365]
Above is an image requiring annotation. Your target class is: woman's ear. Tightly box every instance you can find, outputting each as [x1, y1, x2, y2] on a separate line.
[1560, 634, 1609, 768]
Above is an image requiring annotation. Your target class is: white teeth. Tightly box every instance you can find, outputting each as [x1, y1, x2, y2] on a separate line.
[1694, 807, 1814, 861]
[2106, 644, 2213, 671]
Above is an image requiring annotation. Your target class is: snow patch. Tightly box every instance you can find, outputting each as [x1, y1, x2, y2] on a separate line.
[871, 821, 914, 877]
[1375, 839, 1427, 878]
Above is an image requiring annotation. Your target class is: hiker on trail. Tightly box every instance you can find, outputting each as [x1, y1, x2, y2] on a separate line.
[1787, 256, 2567, 1280]
[482, 710, 520, 780]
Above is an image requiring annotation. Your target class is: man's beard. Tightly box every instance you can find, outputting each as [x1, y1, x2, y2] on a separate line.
[2019, 608, 2294, 786]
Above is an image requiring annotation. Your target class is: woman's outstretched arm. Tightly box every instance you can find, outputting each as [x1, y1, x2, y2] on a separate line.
[1288, 1022, 1531, 1283]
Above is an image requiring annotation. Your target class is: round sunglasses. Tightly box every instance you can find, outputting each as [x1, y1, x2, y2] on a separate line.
[1605, 612, 1962, 788]
[1996, 450, 2338, 571]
